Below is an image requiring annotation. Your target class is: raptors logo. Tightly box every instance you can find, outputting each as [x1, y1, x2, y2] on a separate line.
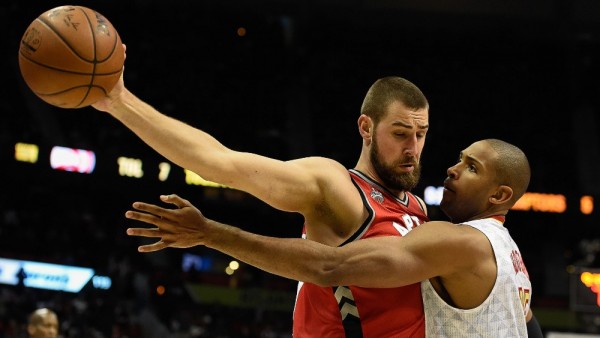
[370, 189, 384, 204]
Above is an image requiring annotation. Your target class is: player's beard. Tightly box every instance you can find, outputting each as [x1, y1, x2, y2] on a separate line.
[370, 136, 421, 192]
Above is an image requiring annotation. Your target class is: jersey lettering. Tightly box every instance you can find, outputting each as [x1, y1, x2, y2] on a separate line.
[511, 250, 530, 278]
[294, 170, 428, 338]
[518, 287, 531, 314]
[392, 221, 409, 236]
[392, 215, 422, 236]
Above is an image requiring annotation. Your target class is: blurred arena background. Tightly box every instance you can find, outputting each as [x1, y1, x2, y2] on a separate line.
[2, 0, 600, 336]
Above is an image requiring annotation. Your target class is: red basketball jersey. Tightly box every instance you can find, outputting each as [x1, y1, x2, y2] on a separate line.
[292, 169, 429, 338]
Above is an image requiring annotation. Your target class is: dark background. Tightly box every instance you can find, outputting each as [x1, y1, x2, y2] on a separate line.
[1, 0, 600, 336]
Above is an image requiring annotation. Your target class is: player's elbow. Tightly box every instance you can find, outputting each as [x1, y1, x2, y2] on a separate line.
[303, 256, 348, 287]
[317, 266, 348, 287]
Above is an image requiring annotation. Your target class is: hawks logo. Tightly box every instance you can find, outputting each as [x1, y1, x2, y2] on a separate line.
[370, 189, 384, 204]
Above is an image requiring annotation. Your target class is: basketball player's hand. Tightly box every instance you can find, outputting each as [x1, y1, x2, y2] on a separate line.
[125, 194, 212, 252]
[92, 44, 127, 112]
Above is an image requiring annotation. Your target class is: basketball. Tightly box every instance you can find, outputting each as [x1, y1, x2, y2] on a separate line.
[18, 5, 124, 109]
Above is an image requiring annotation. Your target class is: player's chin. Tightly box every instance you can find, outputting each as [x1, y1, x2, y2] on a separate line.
[440, 193, 454, 207]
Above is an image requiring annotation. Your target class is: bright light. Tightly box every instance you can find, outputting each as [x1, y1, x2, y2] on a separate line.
[423, 186, 444, 206]
[512, 192, 567, 213]
[15, 142, 39, 163]
[117, 156, 144, 178]
[229, 261, 240, 270]
[580, 272, 600, 307]
[50, 146, 96, 173]
[158, 162, 171, 181]
[92, 275, 112, 290]
[0, 257, 94, 293]
[581, 196, 594, 215]
[184, 169, 228, 188]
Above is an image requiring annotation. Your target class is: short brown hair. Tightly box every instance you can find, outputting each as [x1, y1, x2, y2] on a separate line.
[360, 76, 429, 123]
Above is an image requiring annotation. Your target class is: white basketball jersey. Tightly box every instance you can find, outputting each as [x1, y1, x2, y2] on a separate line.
[421, 217, 531, 337]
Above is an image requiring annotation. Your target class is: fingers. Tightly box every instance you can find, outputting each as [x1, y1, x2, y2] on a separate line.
[126, 227, 162, 238]
[125, 209, 164, 226]
[129, 202, 172, 220]
[160, 194, 192, 209]
[137, 240, 169, 253]
[126, 228, 167, 253]
[125, 194, 197, 253]
[131, 195, 193, 216]
[126, 226, 172, 253]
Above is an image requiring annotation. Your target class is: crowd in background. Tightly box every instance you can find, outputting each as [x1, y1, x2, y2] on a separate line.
[0, 283, 293, 338]
[0, 187, 296, 338]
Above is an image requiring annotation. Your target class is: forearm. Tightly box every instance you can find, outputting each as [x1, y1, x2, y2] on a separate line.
[107, 89, 229, 181]
[204, 221, 429, 288]
[204, 220, 340, 285]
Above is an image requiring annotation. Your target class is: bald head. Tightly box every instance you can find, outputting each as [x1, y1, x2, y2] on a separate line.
[28, 308, 58, 338]
[484, 139, 531, 204]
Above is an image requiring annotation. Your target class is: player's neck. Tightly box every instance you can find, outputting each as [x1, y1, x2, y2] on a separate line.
[352, 165, 407, 200]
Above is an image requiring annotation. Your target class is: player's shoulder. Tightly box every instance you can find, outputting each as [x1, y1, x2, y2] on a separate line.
[417, 221, 493, 261]
[410, 194, 428, 216]
[290, 156, 344, 166]
[290, 156, 349, 175]
[419, 220, 487, 243]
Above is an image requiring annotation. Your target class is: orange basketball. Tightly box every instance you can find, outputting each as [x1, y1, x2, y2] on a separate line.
[18, 5, 124, 109]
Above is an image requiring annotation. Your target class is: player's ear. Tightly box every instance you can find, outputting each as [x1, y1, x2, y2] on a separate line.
[358, 114, 373, 143]
[489, 185, 513, 205]
[27, 324, 35, 336]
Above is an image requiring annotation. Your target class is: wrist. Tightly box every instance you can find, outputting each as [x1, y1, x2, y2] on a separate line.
[203, 219, 233, 249]
[107, 88, 134, 114]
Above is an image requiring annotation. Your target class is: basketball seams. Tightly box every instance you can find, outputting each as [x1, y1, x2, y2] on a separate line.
[36, 15, 94, 64]
[19, 5, 124, 108]
[79, 7, 119, 63]
[35, 6, 120, 67]
[38, 84, 112, 98]
[19, 52, 124, 76]
[19, 52, 91, 76]
[105, 32, 119, 63]
[77, 6, 97, 108]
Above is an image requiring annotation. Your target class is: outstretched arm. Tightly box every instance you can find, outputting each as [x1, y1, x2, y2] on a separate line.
[125, 194, 342, 282]
[125, 195, 476, 287]
[92, 48, 348, 215]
